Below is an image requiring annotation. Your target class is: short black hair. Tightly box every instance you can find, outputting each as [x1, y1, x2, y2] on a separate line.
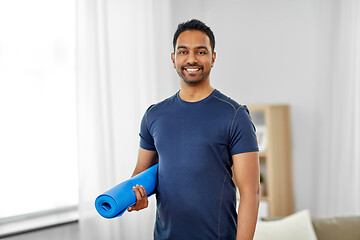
[173, 19, 215, 53]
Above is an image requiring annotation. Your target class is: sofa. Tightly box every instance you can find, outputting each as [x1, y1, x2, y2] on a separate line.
[310, 215, 360, 240]
[254, 210, 360, 240]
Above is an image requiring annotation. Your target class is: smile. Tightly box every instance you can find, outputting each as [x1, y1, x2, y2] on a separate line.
[184, 67, 202, 72]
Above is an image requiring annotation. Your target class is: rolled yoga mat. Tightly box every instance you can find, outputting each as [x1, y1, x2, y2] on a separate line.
[95, 164, 158, 218]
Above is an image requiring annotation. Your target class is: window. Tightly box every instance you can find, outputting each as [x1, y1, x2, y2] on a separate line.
[0, 0, 77, 220]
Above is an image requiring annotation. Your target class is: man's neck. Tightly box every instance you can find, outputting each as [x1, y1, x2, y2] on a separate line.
[178, 81, 215, 102]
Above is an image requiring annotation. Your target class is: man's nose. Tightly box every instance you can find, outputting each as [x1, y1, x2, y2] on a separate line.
[187, 51, 198, 64]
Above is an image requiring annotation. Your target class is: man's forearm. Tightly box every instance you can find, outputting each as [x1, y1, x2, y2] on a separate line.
[236, 192, 260, 240]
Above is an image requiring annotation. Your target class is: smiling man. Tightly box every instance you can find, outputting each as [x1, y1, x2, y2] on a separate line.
[172, 29, 215, 85]
[129, 19, 260, 240]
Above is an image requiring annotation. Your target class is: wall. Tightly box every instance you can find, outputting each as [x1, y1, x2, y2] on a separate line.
[170, 0, 321, 214]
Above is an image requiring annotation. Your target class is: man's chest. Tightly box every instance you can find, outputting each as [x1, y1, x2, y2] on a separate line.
[149, 109, 231, 153]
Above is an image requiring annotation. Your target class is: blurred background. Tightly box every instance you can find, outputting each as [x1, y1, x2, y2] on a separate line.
[0, 0, 359, 239]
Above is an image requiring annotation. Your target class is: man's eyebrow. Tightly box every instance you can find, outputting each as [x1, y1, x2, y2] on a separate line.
[176, 46, 209, 50]
[195, 46, 209, 50]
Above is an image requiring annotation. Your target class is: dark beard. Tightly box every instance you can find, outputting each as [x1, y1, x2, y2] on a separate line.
[176, 69, 206, 85]
[181, 76, 205, 85]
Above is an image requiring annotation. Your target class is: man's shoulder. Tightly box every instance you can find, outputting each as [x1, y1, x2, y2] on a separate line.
[212, 89, 242, 112]
[145, 92, 177, 115]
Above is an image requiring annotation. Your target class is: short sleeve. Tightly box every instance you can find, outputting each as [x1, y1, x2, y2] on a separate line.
[139, 105, 156, 151]
[229, 105, 259, 155]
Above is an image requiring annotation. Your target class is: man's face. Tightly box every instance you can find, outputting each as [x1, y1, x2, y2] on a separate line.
[171, 30, 216, 85]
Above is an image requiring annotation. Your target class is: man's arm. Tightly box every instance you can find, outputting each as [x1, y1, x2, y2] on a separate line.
[131, 147, 158, 177]
[128, 147, 158, 212]
[232, 151, 260, 240]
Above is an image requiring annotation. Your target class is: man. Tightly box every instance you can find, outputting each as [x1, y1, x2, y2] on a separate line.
[128, 19, 260, 240]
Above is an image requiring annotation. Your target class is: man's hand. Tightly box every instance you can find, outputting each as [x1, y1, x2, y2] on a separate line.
[127, 184, 149, 212]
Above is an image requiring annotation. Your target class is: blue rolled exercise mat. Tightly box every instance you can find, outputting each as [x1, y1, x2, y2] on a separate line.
[95, 164, 158, 218]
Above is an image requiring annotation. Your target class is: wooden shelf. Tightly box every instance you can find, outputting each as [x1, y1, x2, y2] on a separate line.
[260, 196, 269, 201]
[249, 104, 294, 217]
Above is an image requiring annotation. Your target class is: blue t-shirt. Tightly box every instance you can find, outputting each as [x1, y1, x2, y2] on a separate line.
[139, 89, 258, 240]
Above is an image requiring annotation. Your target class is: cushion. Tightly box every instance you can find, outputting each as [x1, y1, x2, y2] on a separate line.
[254, 209, 318, 240]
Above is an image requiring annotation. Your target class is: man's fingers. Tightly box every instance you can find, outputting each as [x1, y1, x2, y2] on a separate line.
[130, 185, 149, 212]
[133, 185, 142, 202]
[138, 185, 147, 198]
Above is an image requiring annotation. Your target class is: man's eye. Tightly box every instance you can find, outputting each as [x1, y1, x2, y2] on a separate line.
[198, 51, 207, 55]
[178, 51, 187, 54]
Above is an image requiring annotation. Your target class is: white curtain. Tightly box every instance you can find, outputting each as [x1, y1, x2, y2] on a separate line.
[314, 0, 360, 217]
[76, 0, 175, 239]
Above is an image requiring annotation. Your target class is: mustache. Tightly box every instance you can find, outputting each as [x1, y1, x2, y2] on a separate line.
[181, 64, 203, 69]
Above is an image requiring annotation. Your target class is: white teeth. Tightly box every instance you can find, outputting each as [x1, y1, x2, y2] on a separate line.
[186, 68, 200, 72]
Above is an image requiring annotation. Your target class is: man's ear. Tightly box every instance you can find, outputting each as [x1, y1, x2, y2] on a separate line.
[211, 52, 216, 67]
[171, 52, 176, 68]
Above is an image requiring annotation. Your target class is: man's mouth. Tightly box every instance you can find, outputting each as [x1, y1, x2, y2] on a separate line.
[183, 66, 203, 73]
